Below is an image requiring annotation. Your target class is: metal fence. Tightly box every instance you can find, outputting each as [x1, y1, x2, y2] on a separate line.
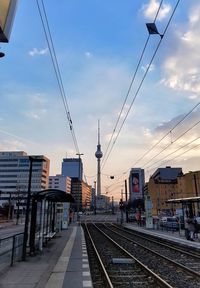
[0, 232, 24, 272]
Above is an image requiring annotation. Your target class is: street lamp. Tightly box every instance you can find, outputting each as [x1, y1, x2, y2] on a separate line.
[76, 153, 83, 221]
[0, 51, 5, 58]
[22, 156, 46, 261]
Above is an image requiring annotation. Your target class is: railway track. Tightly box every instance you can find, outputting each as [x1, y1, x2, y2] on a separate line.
[93, 223, 200, 287]
[83, 223, 173, 288]
[109, 224, 200, 272]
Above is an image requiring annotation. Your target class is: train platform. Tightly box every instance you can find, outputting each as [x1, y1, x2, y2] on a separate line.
[0, 222, 93, 288]
[1, 215, 200, 288]
[123, 222, 200, 250]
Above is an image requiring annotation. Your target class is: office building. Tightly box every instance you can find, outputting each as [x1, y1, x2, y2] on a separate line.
[70, 179, 91, 211]
[61, 158, 83, 180]
[48, 174, 71, 229]
[0, 151, 49, 198]
[48, 174, 71, 193]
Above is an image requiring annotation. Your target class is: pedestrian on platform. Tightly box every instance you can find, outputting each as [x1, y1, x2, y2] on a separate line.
[194, 218, 199, 239]
[185, 217, 190, 240]
[187, 217, 195, 241]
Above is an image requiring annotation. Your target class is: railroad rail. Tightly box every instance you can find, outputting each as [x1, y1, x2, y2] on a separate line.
[83, 223, 173, 288]
[94, 223, 200, 288]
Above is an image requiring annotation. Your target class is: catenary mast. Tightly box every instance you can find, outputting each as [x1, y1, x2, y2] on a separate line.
[95, 120, 103, 196]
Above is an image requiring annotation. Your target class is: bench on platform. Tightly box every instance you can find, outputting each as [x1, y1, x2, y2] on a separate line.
[44, 231, 56, 240]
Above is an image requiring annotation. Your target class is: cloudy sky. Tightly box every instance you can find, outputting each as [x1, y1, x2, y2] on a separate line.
[1, 0, 200, 200]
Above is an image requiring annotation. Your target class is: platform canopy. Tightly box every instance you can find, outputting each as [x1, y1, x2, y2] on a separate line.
[166, 196, 200, 204]
[32, 189, 75, 203]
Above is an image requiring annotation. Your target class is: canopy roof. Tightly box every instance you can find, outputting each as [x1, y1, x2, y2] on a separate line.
[166, 196, 200, 204]
[32, 189, 75, 203]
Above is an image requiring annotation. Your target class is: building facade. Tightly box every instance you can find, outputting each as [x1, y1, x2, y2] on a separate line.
[61, 158, 83, 181]
[0, 151, 49, 198]
[147, 166, 183, 216]
[70, 179, 91, 212]
[48, 174, 71, 229]
[48, 174, 71, 193]
[177, 171, 200, 199]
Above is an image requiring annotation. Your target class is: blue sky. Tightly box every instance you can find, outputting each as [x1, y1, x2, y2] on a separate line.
[1, 0, 200, 200]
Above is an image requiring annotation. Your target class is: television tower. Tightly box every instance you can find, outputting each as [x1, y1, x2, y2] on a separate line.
[95, 120, 103, 196]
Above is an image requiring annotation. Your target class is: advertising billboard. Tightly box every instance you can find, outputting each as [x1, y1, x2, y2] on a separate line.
[0, 0, 18, 42]
[129, 168, 145, 202]
[132, 173, 140, 193]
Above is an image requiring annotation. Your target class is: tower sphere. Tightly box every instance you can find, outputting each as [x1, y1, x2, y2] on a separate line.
[95, 150, 103, 159]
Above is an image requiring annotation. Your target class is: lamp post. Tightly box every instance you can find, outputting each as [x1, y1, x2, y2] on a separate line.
[76, 153, 83, 221]
[22, 156, 45, 261]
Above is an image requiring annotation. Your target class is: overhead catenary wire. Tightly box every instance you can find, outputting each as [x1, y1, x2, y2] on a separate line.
[106, 101, 200, 190]
[102, 0, 164, 168]
[102, 0, 181, 171]
[146, 141, 200, 178]
[110, 117, 200, 188]
[142, 118, 200, 168]
[146, 135, 200, 171]
[133, 102, 200, 167]
[36, 0, 80, 154]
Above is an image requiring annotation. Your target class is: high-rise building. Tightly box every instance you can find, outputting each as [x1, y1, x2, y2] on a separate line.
[70, 179, 91, 211]
[0, 151, 50, 198]
[61, 158, 83, 180]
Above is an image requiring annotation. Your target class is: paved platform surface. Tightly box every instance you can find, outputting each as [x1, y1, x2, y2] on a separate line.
[123, 222, 200, 250]
[0, 222, 92, 288]
[1, 216, 200, 288]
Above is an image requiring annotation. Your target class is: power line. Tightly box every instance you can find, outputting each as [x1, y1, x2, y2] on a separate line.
[102, 0, 164, 168]
[102, 0, 181, 170]
[36, 0, 80, 153]
[133, 102, 200, 167]
[142, 118, 200, 168]
[146, 141, 200, 177]
[146, 135, 200, 171]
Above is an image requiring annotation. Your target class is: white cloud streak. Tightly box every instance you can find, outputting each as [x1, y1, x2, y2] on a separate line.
[29, 48, 48, 57]
[142, 0, 171, 21]
[162, 4, 200, 95]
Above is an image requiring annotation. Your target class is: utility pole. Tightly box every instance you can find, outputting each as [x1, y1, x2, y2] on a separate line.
[194, 173, 200, 213]
[94, 181, 96, 215]
[76, 153, 83, 221]
[125, 180, 128, 223]
[112, 196, 114, 214]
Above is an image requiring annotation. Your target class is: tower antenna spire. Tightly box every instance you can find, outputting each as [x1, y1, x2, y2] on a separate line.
[95, 120, 103, 196]
[98, 119, 100, 145]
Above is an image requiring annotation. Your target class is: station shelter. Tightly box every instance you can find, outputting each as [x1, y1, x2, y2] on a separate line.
[29, 189, 74, 255]
[166, 196, 200, 227]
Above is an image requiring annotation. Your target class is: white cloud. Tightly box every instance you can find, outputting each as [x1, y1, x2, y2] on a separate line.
[162, 5, 200, 95]
[29, 48, 48, 57]
[142, 0, 171, 21]
[85, 51, 93, 58]
[141, 63, 155, 72]
[143, 128, 152, 137]
[24, 109, 47, 120]
[0, 128, 33, 144]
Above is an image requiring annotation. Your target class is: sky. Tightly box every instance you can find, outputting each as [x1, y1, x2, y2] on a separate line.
[1, 0, 200, 200]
